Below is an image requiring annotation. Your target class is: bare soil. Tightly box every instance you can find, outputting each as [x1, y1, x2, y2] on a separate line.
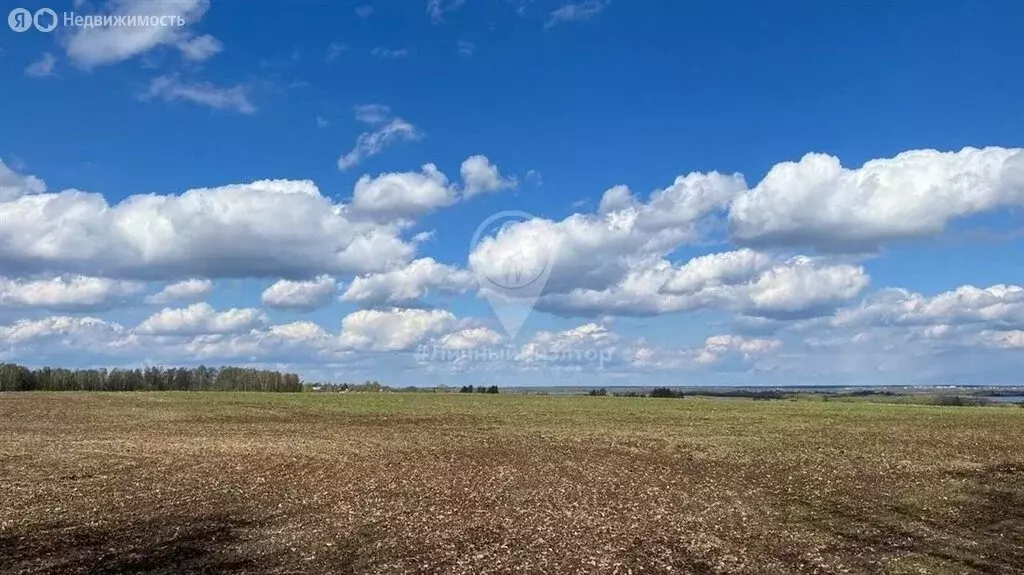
[1, 392, 1022, 574]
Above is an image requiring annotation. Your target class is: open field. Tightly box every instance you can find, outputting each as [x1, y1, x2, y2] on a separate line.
[1, 393, 1022, 574]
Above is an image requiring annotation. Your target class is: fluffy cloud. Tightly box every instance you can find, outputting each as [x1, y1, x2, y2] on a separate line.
[5, 144, 1023, 384]
[525, 322, 618, 350]
[411, 322, 628, 375]
[661, 249, 773, 293]
[832, 284, 1024, 331]
[351, 164, 456, 219]
[267, 321, 332, 341]
[439, 327, 505, 350]
[145, 279, 214, 304]
[464, 163, 868, 319]
[0, 159, 46, 201]
[414, 323, 623, 374]
[349, 156, 516, 220]
[0, 276, 144, 311]
[536, 252, 869, 318]
[735, 257, 871, 319]
[0, 172, 416, 280]
[341, 258, 475, 307]
[693, 334, 782, 365]
[338, 308, 459, 351]
[461, 146, 1023, 321]
[461, 155, 517, 197]
[64, 0, 218, 67]
[724, 283, 1024, 383]
[140, 74, 255, 114]
[135, 303, 266, 336]
[0, 316, 127, 355]
[626, 334, 781, 370]
[509, 324, 781, 372]
[519, 322, 618, 361]
[470, 171, 746, 295]
[0, 315, 346, 366]
[597, 172, 747, 236]
[180, 321, 339, 361]
[730, 147, 1024, 251]
[261, 275, 337, 311]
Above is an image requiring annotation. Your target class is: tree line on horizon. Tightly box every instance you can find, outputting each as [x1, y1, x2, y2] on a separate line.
[459, 385, 499, 394]
[587, 387, 686, 398]
[0, 363, 302, 392]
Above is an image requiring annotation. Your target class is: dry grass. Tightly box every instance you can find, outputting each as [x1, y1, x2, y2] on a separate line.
[1, 392, 1022, 574]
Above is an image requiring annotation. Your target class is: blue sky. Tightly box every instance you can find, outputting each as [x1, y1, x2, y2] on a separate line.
[1, 0, 1023, 386]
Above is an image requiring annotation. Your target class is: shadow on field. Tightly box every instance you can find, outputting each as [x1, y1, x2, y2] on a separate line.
[0, 513, 395, 575]
[0, 515, 261, 574]
[822, 463, 1024, 573]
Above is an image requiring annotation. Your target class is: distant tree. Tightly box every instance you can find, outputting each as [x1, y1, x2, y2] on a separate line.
[0, 363, 34, 391]
[937, 395, 965, 407]
[588, 388, 608, 396]
[650, 387, 684, 398]
[0, 363, 302, 392]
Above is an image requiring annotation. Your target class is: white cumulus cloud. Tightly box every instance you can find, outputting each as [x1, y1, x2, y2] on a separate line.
[519, 322, 619, 361]
[338, 308, 459, 351]
[440, 327, 505, 350]
[0, 159, 46, 201]
[135, 302, 266, 336]
[461, 155, 517, 198]
[341, 258, 475, 307]
[694, 334, 782, 365]
[832, 284, 1024, 331]
[536, 252, 869, 318]
[470, 171, 747, 296]
[0, 316, 126, 348]
[351, 164, 456, 220]
[729, 146, 1024, 251]
[0, 175, 416, 280]
[261, 275, 337, 311]
[145, 278, 214, 304]
[0, 276, 144, 311]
